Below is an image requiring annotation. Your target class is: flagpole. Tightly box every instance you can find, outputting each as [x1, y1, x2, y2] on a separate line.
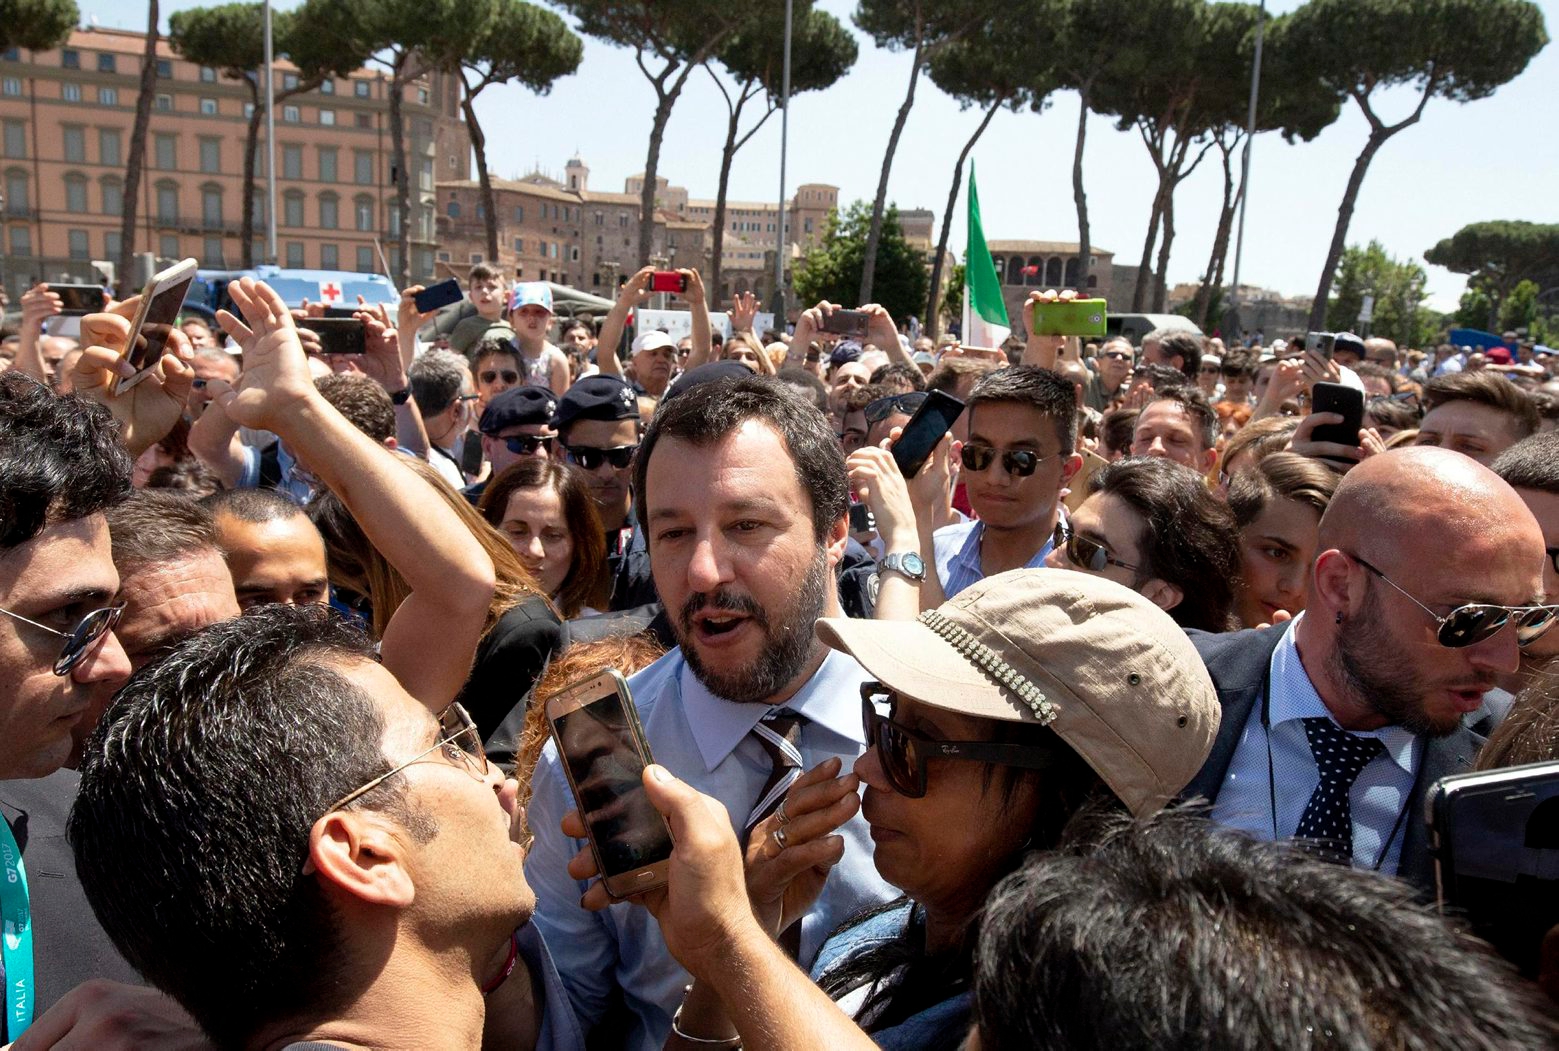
[264, 0, 278, 265]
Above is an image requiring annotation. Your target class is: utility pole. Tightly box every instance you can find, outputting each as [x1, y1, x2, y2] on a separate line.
[1227, 0, 1266, 333]
[771, 0, 792, 321]
[263, 0, 278, 265]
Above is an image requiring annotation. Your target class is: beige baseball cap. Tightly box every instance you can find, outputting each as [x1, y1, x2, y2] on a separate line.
[815, 568, 1220, 817]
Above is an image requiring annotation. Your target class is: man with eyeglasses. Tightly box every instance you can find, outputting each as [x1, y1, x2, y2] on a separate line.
[1186, 447, 1555, 894]
[69, 604, 584, 1050]
[551, 374, 655, 611]
[410, 347, 481, 490]
[925, 366, 1081, 602]
[465, 385, 559, 505]
[1083, 339, 1135, 412]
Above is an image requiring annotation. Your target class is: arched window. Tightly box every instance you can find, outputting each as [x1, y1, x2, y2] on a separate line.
[991, 256, 1005, 284]
[1026, 256, 1044, 286]
[1046, 257, 1063, 286]
[1006, 257, 1024, 285]
[1064, 256, 1080, 288]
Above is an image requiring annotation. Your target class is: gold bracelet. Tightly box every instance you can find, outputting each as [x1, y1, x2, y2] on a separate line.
[670, 985, 741, 1048]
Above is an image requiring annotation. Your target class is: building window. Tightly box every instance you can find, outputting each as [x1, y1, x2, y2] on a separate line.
[62, 83, 81, 102]
[62, 125, 85, 162]
[154, 133, 177, 170]
[512, 205, 523, 223]
[203, 235, 223, 265]
[282, 191, 304, 228]
[319, 109, 335, 126]
[9, 224, 30, 257]
[282, 144, 302, 180]
[99, 128, 121, 166]
[251, 190, 265, 226]
[202, 186, 223, 226]
[355, 80, 370, 98]
[155, 93, 172, 111]
[417, 86, 429, 105]
[387, 208, 399, 237]
[68, 229, 88, 259]
[286, 241, 304, 268]
[199, 137, 221, 173]
[156, 183, 178, 223]
[417, 157, 431, 192]
[470, 252, 483, 264]
[61, 49, 79, 69]
[283, 73, 298, 91]
[100, 178, 123, 216]
[200, 97, 217, 115]
[356, 245, 373, 272]
[102, 229, 119, 260]
[200, 66, 216, 83]
[319, 78, 334, 95]
[354, 112, 370, 129]
[513, 238, 523, 253]
[354, 150, 372, 185]
[317, 146, 337, 183]
[64, 174, 88, 214]
[1, 78, 19, 96]
[159, 234, 179, 258]
[318, 193, 338, 229]
[96, 85, 118, 106]
[2, 121, 23, 159]
[5, 169, 27, 214]
[97, 53, 116, 73]
[446, 200, 460, 218]
[282, 104, 299, 123]
[320, 243, 338, 269]
[354, 195, 373, 231]
[156, 59, 172, 78]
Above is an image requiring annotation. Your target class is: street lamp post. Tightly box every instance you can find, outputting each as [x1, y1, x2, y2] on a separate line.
[772, 0, 792, 321]
[1227, 0, 1267, 337]
[263, 0, 278, 265]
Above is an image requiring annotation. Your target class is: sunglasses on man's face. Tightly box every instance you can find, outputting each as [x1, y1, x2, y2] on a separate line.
[860, 685, 1054, 798]
[0, 603, 123, 676]
[1200, 365, 1221, 376]
[1101, 350, 1132, 362]
[502, 434, 553, 456]
[960, 443, 1057, 478]
[1351, 554, 1559, 648]
[566, 444, 637, 471]
[480, 369, 520, 385]
[1053, 520, 1141, 575]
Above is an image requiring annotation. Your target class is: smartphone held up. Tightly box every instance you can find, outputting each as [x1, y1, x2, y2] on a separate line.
[115, 258, 198, 396]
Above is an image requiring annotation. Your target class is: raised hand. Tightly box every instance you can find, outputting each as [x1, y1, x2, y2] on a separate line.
[858, 302, 899, 354]
[730, 290, 759, 334]
[214, 277, 319, 432]
[744, 757, 858, 937]
[70, 298, 195, 456]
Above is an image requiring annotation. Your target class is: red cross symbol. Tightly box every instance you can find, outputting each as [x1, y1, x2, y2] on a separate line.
[319, 282, 343, 303]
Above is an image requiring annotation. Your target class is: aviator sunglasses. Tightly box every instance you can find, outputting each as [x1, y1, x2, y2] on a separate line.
[1053, 520, 1142, 575]
[1350, 554, 1558, 649]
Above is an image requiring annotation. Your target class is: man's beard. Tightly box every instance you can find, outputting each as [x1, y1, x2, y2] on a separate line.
[1326, 585, 1476, 738]
[676, 546, 829, 704]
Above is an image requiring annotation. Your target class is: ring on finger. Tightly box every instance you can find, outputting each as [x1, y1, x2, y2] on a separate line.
[776, 798, 791, 825]
[772, 826, 789, 850]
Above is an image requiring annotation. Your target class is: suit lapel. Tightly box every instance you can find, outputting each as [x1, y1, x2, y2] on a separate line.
[1397, 726, 1483, 896]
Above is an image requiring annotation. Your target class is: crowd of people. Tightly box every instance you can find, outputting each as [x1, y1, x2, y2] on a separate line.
[1, 260, 1558, 1050]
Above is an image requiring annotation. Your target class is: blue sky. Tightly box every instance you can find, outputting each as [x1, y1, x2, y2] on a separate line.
[99, 0, 1558, 311]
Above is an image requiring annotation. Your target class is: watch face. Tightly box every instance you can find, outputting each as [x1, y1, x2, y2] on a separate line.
[902, 552, 926, 576]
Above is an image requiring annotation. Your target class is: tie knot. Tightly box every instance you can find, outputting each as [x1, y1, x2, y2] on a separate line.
[761, 708, 806, 744]
[1301, 717, 1384, 784]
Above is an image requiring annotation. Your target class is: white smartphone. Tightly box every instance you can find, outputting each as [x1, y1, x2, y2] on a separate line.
[545, 668, 673, 897]
[115, 258, 198, 396]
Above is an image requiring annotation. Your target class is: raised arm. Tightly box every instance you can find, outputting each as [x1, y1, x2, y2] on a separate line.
[684, 269, 711, 367]
[217, 277, 495, 710]
[596, 267, 655, 378]
[860, 304, 914, 369]
[14, 283, 63, 383]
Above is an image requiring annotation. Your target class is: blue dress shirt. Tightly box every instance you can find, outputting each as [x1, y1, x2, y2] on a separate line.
[931, 518, 1056, 599]
[1208, 614, 1422, 873]
[525, 646, 899, 1051]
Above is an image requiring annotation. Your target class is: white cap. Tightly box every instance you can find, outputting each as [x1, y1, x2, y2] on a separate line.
[632, 330, 677, 355]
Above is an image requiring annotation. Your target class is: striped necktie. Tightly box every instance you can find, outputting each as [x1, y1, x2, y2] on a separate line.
[744, 709, 808, 834]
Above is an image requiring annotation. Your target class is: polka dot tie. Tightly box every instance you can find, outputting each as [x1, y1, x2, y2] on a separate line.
[1293, 717, 1384, 865]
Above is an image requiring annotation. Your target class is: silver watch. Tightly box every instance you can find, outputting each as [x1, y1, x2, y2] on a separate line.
[879, 551, 927, 583]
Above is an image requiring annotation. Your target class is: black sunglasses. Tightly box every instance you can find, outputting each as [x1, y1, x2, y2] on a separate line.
[1352, 554, 1558, 649]
[864, 392, 927, 425]
[480, 369, 520, 385]
[960, 443, 1057, 477]
[566, 444, 637, 470]
[861, 685, 1054, 799]
[0, 603, 124, 676]
[502, 434, 554, 456]
[1053, 520, 1142, 575]
[1101, 350, 1132, 362]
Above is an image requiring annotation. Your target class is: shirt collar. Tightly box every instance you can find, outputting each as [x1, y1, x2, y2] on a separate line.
[680, 648, 869, 773]
[1270, 613, 1418, 773]
[951, 512, 1062, 576]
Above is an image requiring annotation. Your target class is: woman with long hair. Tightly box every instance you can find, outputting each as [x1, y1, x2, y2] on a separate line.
[478, 458, 608, 618]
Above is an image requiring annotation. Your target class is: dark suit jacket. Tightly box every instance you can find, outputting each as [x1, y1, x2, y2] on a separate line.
[0, 769, 139, 1040]
[1183, 624, 1484, 896]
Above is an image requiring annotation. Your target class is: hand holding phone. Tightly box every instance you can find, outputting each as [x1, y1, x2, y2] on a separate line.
[650, 271, 689, 294]
[46, 283, 108, 316]
[116, 259, 198, 396]
[820, 309, 870, 338]
[300, 317, 368, 357]
[413, 278, 464, 314]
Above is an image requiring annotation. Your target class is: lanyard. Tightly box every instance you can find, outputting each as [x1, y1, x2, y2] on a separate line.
[0, 815, 34, 1039]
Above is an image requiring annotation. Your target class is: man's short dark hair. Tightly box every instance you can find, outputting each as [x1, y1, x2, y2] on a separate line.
[634, 374, 848, 545]
[1220, 349, 1258, 379]
[972, 807, 1559, 1050]
[204, 486, 310, 524]
[1145, 385, 1218, 451]
[925, 356, 1000, 396]
[1099, 407, 1139, 459]
[775, 367, 829, 414]
[1088, 457, 1239, 632]
[842, 382, 891, 416]
[966, 366, 1078, 453]
[1491, 430, 1559, 494]
[408, 349, 470, 419]
[316, 373, 396, 444]
[1424, 370, 1541, 439]
[561, 318, 594, 339]
[869, 362, 926, 394]
[69, 605, 428, 1049]
[468, 336, 521, 371]
[1147, 329, 1203, 378]
[105, 490, 220, 574]
[0, 371, 132, 549]
[467, 262, 501, 286]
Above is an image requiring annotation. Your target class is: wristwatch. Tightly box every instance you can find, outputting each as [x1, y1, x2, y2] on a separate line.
[389, 387, 412, 405]
[879, 551, 927, 583]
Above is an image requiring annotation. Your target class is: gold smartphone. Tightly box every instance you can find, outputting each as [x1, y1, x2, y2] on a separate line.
[545, 669, 672, 897]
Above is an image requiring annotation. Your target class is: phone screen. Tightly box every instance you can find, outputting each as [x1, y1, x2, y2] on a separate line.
[413, 278, 463, 314]
[822, 310, 869, 337]
[125, 273, 195, 375]
[892, 390, 964, 480]
[306, 318, 367, 357]
[554, 690, 673, 877]
[48, 284, 107, 315]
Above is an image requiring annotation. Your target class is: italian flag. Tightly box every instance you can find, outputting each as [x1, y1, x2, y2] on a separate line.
[962, 161, 1010, 348]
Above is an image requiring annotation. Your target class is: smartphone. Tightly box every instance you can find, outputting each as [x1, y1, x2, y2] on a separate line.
[413, 278, 464, 314]
[849, 502, 875, 534]
[323, 305, 362, 319]
[821, 309, 870, 338]
[302, 317, 367, 357]
[546, 669, 673, 897]
[1429, 761, 1559, 977]
[115, 258, 198, 396]
[891, 389, 964, 480]
[1308, 381, 1365, 459]
[1031, 298, 1108, 337]
[46, 283, 107, 315]
[1304, 331, 1336, 361]
[650, 271, 689, 294]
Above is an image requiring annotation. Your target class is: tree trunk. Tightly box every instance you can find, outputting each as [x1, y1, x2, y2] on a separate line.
[707, 90, 747, 310]
[116, 0, 158, 296]
[1308, 130, 1392, 330]
[460, 81, 498, 265]
[1153, 187, 1176, 313]
[635, 81, 682, 267]
[388, 50, 412, 289]
[1131, 181, 1166, 313]
[859, 35, 925, 305]
[1072, 84, 1092, 295]
[240, 82, 262, 268]
[1191, 134, 1239, 330]
[925, 98, 1002, 341]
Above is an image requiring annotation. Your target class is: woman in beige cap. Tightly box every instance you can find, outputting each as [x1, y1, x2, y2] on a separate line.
[562, 569, 1219, 1050]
